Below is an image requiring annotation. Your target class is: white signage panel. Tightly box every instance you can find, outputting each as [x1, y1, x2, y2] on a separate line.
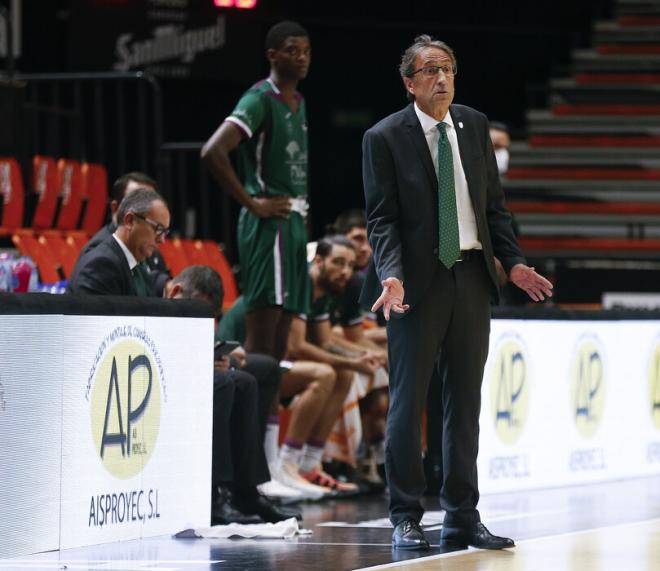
[479, 320, 660, 494]
[0, 316, 62, 559]
[59, 316, 213, 549]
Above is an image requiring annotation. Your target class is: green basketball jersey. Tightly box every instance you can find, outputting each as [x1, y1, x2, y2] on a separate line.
[227, 78, 308, 198]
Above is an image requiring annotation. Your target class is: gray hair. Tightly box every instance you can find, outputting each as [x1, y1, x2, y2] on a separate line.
[399, 35, 457, 79]
[116, 187, 164, 227]
[171, 265, 224, 316]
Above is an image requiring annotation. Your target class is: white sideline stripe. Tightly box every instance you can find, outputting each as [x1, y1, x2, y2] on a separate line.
[352, 517, 660, 571]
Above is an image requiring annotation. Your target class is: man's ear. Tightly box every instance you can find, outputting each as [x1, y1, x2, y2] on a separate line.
[403, 77, 414, 95]
[164, 282, 183, 300]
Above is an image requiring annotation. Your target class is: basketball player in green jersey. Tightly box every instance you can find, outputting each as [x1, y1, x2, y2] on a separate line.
[202, 21, 311, 361]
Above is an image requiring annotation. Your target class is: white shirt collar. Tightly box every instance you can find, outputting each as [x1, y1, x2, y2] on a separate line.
[112, 232, 139, 270]
[413, 102, 454, 134]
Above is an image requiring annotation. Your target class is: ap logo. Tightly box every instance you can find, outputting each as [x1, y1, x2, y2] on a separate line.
[90, 339, 161, 479]
[649, 338, 660, 430]
[489, 334, 529, 445]
[570, 335, 606, 439]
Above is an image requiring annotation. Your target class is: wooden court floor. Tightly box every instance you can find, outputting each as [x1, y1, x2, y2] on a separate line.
[1, 475, 659, 571]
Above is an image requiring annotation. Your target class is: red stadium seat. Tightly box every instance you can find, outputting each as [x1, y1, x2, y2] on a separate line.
[81, 162, 109, 235]
[31, 155, 59, 230]
[0, 157, 25, 236]
[55, 159, 84, 231]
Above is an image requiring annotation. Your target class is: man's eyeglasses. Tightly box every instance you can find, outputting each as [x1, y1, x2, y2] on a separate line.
[133, 213, 170, 238]
[409, 64, 457, 78]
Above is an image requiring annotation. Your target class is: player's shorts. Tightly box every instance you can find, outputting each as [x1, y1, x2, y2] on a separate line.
[237, 208, 310, 315]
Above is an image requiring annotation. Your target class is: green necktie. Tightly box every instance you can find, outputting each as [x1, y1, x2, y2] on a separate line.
[131, 263, 148, 297]
[436, 122, 460, 269]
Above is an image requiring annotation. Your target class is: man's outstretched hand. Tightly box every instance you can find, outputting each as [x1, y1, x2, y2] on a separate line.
[509, 264, 554, 302]
[372, 277, 410, 321]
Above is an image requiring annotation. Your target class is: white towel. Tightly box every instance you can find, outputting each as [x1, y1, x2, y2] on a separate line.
[175, 517, 312, 539]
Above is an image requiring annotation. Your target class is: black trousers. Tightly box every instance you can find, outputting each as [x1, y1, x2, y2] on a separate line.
[244, 352, 281, 439]
[385, 255, 492, 527]
[212, 368, 270, 488]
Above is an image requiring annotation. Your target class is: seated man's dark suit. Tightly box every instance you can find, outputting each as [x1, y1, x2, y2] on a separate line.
[67, 233, 152, 296]
[82, 223, 170, 295]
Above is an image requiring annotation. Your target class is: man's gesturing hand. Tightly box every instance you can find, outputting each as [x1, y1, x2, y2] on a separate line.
[509, 264, 554, 302]
[371, 277, 410, 321]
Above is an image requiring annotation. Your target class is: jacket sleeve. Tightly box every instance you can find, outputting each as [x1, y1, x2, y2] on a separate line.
[480, 115, 526, 273]
[362, 127, 404, 284]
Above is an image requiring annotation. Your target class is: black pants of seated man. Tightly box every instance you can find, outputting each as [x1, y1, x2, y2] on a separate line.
[243, 353, 281, 439]
[212, 369, 270, 491]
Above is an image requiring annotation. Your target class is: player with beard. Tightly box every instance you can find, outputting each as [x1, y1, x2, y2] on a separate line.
[280, 235, 382, 490]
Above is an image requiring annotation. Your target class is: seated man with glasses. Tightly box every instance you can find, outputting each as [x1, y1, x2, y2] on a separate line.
[79, 172, 172, 295]
[68, 187, 170, 296]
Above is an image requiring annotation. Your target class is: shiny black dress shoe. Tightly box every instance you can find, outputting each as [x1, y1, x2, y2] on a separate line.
[211, 486, 263, 525]
[233, 490, 303, 523]
[440, 522, 515, 550]
[392, 519, 430, 550]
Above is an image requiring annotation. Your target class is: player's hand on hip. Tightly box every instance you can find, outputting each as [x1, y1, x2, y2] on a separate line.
[250, 196, 291, 219]
[371, 277, 409, 321]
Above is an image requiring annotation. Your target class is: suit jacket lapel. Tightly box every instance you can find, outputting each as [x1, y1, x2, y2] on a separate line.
[404, 104, 437, 190]
[107, 236, 138, 295]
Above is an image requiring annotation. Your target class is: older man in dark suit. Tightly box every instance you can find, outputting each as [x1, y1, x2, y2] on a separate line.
[80, 172, 171, 295]
[68, 188, 170, 296]
[360, 35, 553, 551]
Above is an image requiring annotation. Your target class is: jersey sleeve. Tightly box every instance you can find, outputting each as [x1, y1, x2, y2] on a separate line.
[216, 298, 247, 345]
[226, 90, 266, 139]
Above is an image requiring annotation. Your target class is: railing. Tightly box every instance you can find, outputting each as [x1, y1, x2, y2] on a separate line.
[159, 141, 237, 258]
[10, 71, 165, 199]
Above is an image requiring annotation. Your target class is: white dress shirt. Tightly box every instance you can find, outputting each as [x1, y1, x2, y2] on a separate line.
[112, 233, 139, 271]
[413, 102, 481, 251]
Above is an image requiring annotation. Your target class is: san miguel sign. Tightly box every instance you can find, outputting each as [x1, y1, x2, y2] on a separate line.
[70, 0, 262, 80]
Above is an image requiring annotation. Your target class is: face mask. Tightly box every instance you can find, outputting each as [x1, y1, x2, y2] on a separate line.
[495, 148, 509, 175]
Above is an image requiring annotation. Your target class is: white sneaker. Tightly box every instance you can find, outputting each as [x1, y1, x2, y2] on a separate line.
[257, 478, 305, 502]
[273, 461, 331, 500]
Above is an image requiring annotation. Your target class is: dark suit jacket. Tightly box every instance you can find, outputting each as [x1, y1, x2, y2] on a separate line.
[67, 234, 143, 295]
[81, 223, 171, 295]
[360, 103, 525, 309]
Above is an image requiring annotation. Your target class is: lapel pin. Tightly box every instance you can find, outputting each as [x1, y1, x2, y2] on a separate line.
[458, 122, 464, 129]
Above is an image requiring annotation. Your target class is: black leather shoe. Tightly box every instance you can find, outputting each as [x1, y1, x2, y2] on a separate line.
[233, 490, 303, 523]
[392, 519, 430, 550]
[211, 486, 263, 525]
[440, 522, 515, 550]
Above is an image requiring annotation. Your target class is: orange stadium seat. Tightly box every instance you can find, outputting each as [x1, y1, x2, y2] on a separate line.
[0, 157, 25, 236]
[81, 162, 108, 235]
[202, 240, 238, 309]
[12, 232, 62, 283]
[159, 238, 189, 277]
[31, 155, 59, 230]
[66, 230, 90, 252]
[55, 159, 84, 231]
[40, 230, 80, 278]
[181, 239, 210, 266]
